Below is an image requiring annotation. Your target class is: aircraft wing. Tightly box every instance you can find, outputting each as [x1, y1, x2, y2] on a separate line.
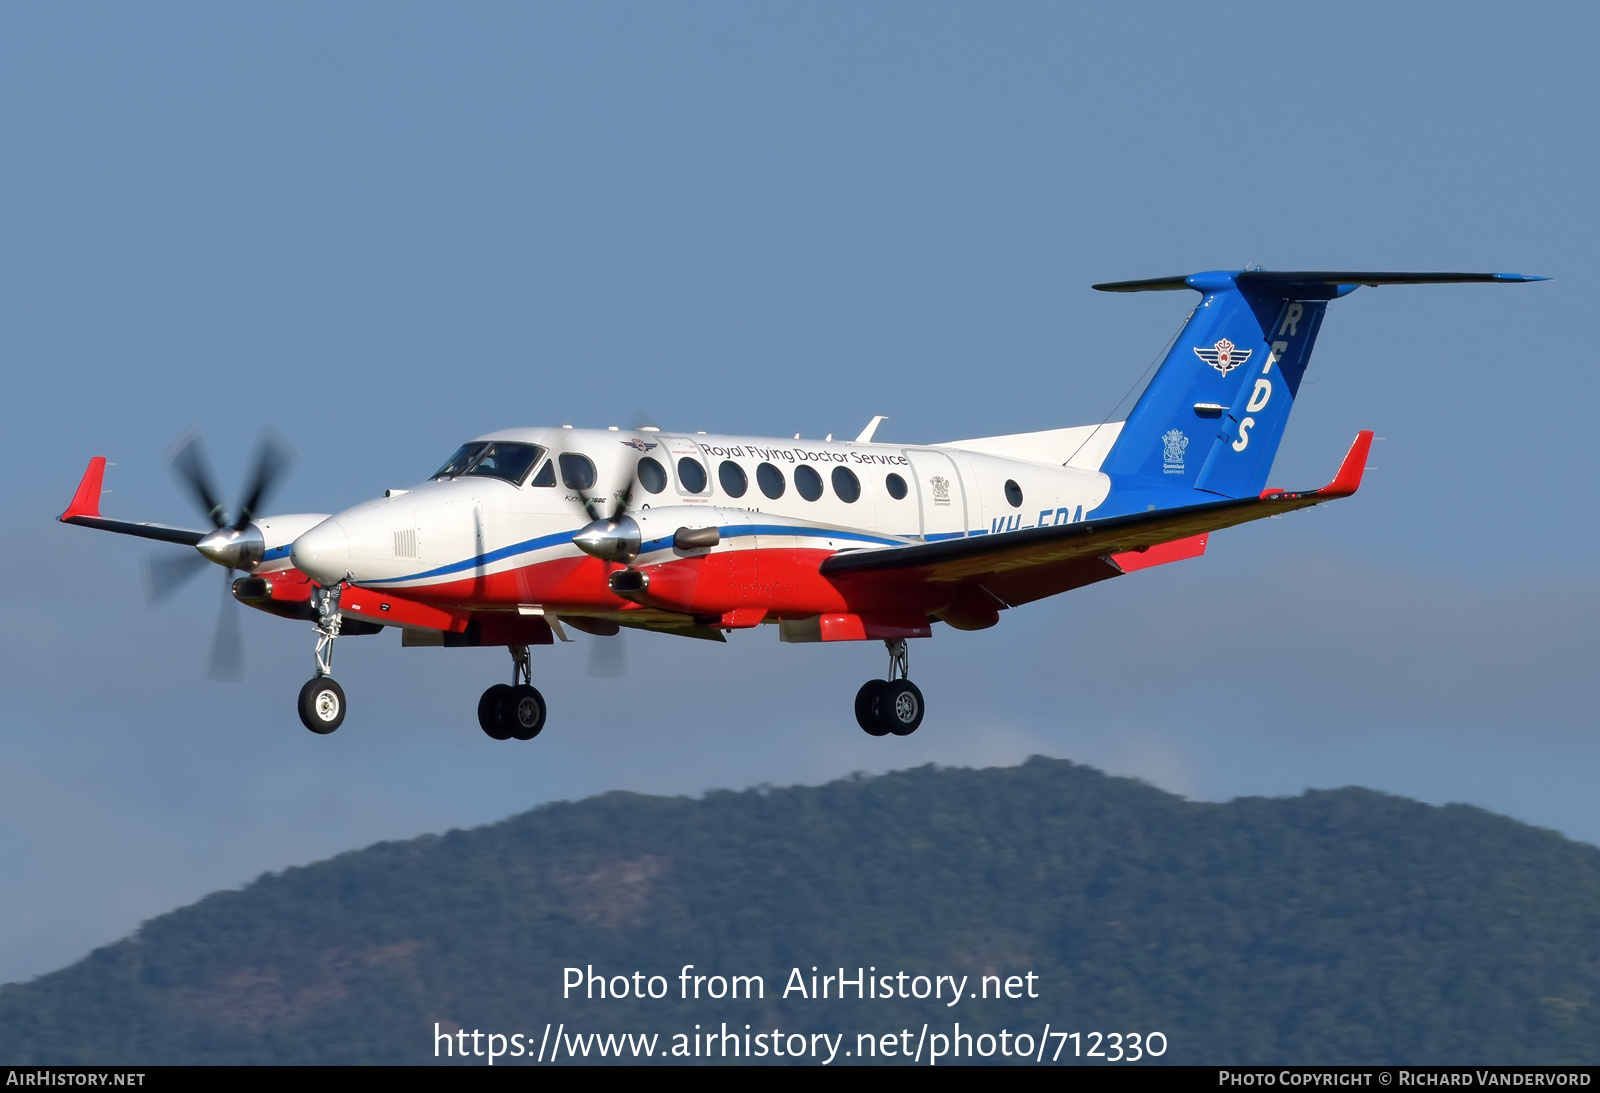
[821, 431, 1372, 603]
[58, 457, 210, 545]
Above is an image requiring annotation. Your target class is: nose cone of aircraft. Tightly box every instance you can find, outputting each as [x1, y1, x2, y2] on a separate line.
[291, 520, 351, 585]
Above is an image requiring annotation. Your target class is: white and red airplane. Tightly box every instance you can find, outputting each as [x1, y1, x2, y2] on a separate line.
[59, 269, 1542, 739]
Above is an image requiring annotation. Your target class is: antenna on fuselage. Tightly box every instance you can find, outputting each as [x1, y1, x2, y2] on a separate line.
[854, 416, 887, 443]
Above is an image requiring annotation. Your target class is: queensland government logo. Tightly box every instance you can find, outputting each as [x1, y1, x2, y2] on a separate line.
[1162, 429, 1189, 474]
[1194, 337, 1251, 375]
[930, 475, 951, 505]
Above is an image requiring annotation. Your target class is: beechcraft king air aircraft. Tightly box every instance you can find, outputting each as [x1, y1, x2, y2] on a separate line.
[60, 269, 1543, 739]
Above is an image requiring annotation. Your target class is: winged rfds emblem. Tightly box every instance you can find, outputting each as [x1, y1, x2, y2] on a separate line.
[620, 438, 658, 452]
[1194, 337, 1252, 376]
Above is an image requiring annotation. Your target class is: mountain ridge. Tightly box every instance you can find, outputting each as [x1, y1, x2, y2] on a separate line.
[3, 757, 1597, 1065]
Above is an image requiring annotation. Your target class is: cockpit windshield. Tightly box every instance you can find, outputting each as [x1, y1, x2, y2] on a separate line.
[432, 443, 488, 479]
[460, 442, 547, 485]
[431, 441, 548, 485]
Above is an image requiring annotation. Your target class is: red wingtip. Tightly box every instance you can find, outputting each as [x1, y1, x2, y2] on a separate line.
[60, 457, 107, 521]
[1318, 430, 1375, 499]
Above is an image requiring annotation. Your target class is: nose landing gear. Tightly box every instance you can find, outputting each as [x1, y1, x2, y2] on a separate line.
[298, 584, 347, 734]
[855, 638, 924, 737]
[477, 645, 546, 741]
[298, 676, 346, 734]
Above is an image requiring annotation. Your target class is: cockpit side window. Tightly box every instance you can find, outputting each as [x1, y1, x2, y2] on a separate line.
[559, 452, 598, 491]
[432, 442, 489, 479]
[529, 459, 557, 487]
[460, 442, 547, 485]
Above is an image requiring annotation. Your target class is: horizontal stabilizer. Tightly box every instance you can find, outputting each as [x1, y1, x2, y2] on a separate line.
[1094, 270, 1547, 293]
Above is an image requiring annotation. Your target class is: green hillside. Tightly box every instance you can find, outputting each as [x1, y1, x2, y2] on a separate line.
[3, 758, 1598, 1065]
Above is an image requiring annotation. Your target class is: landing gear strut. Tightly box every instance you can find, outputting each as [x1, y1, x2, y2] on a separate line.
[855, 638, 924, 737]
[477, 644, 546, 741]
[298, 583, 346, 734]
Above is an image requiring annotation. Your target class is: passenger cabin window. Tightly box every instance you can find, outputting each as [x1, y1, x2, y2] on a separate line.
[460, 442, 547, 485]
[831, 466, 860, 503]
[529, 460, 556, 487]
[637, 457, 668, 494]
[719, 460, 748, 498]
[757, 462, 786, 499]
[1004, 479, 1023, 508]
[432, 442, 489, 479]
[885, 472, 908, 500]
[795, 464, 823, 501]
[559, 452, 597, 491]
[677, 457, 708, 494]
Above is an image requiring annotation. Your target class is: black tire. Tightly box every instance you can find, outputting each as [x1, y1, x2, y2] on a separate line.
[298, 676, 346, 735]
[478, 684, 513, 740]
[855, 680, 890, 736]
[880, 679, 924, 736]
[506, 684, 546, 740]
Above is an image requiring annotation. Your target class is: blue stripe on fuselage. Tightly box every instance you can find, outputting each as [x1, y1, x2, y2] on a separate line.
[364, 522, 910, 586]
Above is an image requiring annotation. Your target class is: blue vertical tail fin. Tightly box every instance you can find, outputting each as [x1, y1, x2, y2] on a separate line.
[1094, 270, 1544, 510]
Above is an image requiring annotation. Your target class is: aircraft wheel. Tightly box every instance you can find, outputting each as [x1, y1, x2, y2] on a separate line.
[855, 680, 890, 736]
[506, 684, 546, 740]
[298, 677, 346, 735]
[478, 684, 513, 740]
[881, 680, 924, 736]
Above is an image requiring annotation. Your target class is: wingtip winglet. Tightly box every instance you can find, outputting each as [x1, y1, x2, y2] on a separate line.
[1319, 430, 1374, 499]
[60, 456, 107, 522]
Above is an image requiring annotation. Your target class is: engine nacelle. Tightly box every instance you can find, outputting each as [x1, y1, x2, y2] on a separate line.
[574, 505, 741, 564]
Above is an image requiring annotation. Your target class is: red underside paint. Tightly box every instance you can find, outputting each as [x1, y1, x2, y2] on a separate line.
[340, 587, 470, 632]
[266, 569, 316, 603]
[382, 546, 948, 621]
[1111, 533, 1209, 573]
[819, 612, 934, 641]
[339, 520, 1228, 635]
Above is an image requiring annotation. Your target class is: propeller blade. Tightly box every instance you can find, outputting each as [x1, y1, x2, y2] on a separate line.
[143, 549, 209, 603]
[576, 489, 605, 522]
[169, 431, 227, 529]
[233, 430, 294, 531]
[586, 632, 626, 678]
[609, 468, 638, 521]
[205, 573, 244, 683]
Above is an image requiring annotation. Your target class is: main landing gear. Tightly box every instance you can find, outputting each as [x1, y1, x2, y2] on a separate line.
[298, 583, 346, 734]
[477, 644, 546, 741]
[855, 638, 924, 737]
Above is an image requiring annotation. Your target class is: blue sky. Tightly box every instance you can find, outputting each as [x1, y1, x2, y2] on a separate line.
[1, 2, 1595, 985]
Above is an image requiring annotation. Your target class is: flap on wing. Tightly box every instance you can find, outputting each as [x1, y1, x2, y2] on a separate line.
[821, 432, 1372, 585]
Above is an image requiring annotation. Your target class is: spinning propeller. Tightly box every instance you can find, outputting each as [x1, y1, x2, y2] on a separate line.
[143, 430, 294, 682]
[565, 434, 654, 675]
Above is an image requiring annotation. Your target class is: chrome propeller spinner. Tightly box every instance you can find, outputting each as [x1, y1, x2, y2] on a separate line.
[569, 437, 645, 563]
[573, 514, 641, 563]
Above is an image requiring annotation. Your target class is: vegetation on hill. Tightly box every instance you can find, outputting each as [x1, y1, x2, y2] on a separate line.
[3, 757, 1598, 1064]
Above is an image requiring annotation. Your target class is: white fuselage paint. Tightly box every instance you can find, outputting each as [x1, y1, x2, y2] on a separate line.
[287, 426, 1118, 593]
